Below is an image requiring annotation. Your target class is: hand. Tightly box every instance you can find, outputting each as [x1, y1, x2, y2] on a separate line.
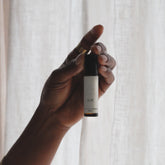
[2, 25, 116, 165]
[40, 24, 116, 129]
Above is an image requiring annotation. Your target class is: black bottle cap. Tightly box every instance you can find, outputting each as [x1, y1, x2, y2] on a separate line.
[84, 52, 98, 76]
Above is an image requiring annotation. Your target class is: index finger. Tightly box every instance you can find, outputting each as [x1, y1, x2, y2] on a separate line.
[68, 24, 104, 60]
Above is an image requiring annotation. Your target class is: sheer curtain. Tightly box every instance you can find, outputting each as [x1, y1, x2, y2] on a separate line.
[1, 0, 165, 164]
[0, 0, 9, 159]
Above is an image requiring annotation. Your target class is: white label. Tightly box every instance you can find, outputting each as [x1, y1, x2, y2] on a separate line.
[84, 76, 98, 114]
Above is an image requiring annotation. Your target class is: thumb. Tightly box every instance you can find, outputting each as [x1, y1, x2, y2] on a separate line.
[67, 24, 104, 62]
[52, 53, 85, 83]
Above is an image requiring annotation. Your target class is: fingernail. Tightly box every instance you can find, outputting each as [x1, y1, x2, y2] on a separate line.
[91, 45, 101, 54]
[96, 45, 102, 52]
[101, 66, 107, 71]
[101, 55, 108, 62]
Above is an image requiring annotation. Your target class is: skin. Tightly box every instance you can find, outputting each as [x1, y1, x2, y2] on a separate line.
[2, 24, 116, 165]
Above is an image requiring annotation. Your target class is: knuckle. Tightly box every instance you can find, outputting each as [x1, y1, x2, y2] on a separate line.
[106, 54, 111, 63]
[111, 56, 116, 67]
[50, 69, 62, 82]
[103, 68, 111, 78]
[51, 69, 59, 77]
[107, 69, 114, 78]
[106, 54, 116, 69]
[107, 73, 115, 85]
[62, 59, 77, 70]
[105, 79, 112, 86]
[95, 42, 107, 52]
[107, 68, 112, 73]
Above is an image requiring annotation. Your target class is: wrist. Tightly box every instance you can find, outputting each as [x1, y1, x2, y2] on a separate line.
[4, 105, 69, 165]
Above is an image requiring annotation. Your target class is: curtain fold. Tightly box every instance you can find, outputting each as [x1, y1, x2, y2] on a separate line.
[80, 0, 165, 165]
[5, 1, 84, 164]
[0, 0, 9, 159]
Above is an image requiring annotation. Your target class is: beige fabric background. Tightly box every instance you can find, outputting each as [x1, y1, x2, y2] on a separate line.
[1, 0, 165, 164]
[0, 0, 9, 159]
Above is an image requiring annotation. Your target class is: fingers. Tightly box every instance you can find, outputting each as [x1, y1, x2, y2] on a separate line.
[99, 66, 115, 85]
[78, 25, 104, 50]
[51, 53, 85, 83]
[99, 70, 115, 96]
[91, 42, 107, 54]
[65, 25, 104, 63]
[91, 42, 116, 96]
[91, 42, 116, 70]
[98, 57, 116, 91]
[98, 53, 116, 70]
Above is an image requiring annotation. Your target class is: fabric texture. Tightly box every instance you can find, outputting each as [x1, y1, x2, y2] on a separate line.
[0, 0, 9, 159]
[1, 0, 165, 165]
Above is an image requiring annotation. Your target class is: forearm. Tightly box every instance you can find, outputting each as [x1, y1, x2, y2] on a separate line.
[3, 105, 69, 165]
